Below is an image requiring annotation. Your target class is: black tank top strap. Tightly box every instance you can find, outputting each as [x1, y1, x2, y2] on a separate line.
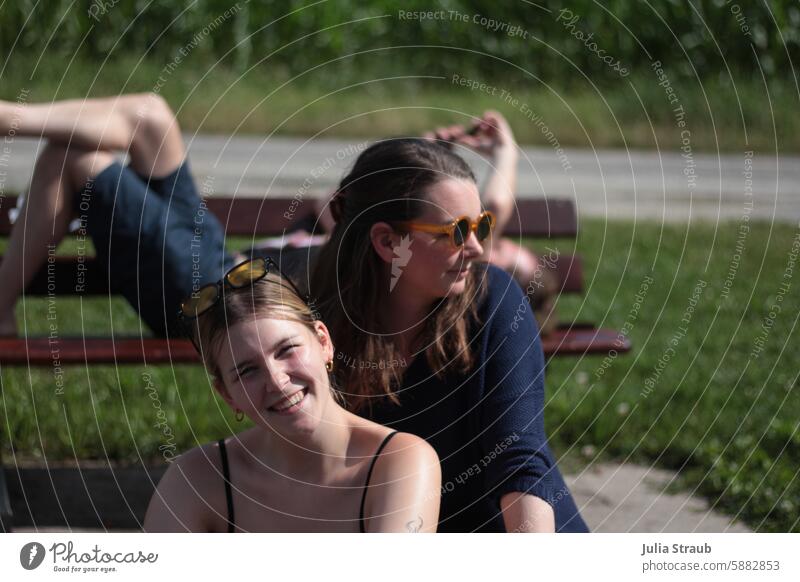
[359, 431, 399, 533]
[218, 438, 235, 533]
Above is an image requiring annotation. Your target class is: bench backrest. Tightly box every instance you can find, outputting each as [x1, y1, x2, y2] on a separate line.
[1, 195, 583, 294]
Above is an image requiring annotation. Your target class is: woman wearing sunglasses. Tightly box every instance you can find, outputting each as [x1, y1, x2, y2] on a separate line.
[144, 257, 441, 532]
[308, 133, 588, 533]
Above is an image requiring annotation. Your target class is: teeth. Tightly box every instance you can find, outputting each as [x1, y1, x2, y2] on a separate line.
[272, 390, 305, 411]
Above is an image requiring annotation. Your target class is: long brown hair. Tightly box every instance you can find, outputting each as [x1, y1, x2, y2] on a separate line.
[310, 138, 485, 413]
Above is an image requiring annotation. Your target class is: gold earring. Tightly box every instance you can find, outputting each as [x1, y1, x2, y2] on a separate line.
[326, 360, 334, 372]
[235, 409, 244, 422]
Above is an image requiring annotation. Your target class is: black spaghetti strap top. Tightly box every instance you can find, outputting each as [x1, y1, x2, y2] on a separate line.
[217, 431, 398, 533]
[217, 438, 235, 533]
[359, 431, 398, 533]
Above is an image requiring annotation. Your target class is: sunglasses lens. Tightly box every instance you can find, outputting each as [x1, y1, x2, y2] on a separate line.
[181, 284, 219, 317]
[477, 214, 493, 241]
[454, 218, 470, 246]
[227, 258, 268, 288]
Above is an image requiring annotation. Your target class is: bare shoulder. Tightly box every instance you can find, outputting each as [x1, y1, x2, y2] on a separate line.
[144, 442, 226, 532]
[361, 431, 441, 533]
[162, 441, 223, 487]
[373, 432, 440, 481]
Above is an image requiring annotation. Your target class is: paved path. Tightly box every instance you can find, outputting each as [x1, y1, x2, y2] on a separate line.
[2, 135, 799, 222]
[567, 463, 750, 532]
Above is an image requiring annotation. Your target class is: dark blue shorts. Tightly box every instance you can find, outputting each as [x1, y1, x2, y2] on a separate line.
[73, 160, 235, 337]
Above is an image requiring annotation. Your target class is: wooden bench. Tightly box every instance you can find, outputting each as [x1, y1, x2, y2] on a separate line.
[0, 195, 630, 364]
[0, 194, 629, 531]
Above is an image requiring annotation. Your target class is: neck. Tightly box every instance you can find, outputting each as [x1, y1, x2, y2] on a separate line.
[251, 402, 353, 481]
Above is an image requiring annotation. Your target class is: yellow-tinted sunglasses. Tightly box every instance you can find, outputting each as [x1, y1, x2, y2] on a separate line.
[178, 256, 303, 320]
[397, 211, 495, 248]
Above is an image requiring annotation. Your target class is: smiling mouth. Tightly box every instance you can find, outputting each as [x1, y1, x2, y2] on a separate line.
[268, 388, 308, 414]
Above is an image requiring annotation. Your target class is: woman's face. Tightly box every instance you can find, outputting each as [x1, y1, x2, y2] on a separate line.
[396, 178, 487, 299]
[213, 317, 335, 437]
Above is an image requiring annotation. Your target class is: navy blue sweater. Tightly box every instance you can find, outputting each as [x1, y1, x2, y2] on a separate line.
[366, 265, 589, 532]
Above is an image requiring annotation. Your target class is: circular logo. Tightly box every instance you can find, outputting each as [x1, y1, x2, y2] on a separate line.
[19, 542, 46, 570]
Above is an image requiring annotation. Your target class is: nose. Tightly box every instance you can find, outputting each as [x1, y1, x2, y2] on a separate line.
[262, 358, 291, 394]
[462, 230, 484, 258]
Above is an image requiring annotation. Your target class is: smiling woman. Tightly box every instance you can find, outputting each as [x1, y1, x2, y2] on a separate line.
[143, 259, 441, 532]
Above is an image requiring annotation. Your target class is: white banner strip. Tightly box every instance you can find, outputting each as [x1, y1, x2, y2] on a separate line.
[1, 533, 798, 581]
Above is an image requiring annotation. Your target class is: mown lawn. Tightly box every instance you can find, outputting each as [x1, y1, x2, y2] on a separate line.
[1, 56, 797, 153]
[1, 219, 798, 532]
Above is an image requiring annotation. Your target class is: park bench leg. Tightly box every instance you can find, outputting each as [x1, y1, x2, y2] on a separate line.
[0, 453, 12, 532]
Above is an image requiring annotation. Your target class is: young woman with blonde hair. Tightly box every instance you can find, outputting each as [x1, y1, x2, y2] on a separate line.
[145, 258, 440, 532]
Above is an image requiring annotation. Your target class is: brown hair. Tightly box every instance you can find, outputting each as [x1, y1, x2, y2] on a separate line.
[186, 272, 320, 381]
[310, 138, 486, 413]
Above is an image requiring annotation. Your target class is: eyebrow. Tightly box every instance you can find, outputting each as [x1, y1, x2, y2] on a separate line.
[227, 335, 300, 376]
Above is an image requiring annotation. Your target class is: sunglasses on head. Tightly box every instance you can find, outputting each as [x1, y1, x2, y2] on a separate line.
[397, 211, 496, 248]
[178, 256, 306, 320]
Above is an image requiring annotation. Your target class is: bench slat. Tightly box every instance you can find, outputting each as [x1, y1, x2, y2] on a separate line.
[2, 196, 576, 237]
[543, 325, 631, 356]
[4, 253, 585, 296]
[0, 325, 628, 366]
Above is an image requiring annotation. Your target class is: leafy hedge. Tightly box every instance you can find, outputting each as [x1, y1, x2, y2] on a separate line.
[1, 0, 797, 85]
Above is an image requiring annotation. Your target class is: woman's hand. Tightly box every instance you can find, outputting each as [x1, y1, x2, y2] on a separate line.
[425, 110, 517, 160]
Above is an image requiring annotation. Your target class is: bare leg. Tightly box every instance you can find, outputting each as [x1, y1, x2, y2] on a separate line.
[0, 145, 116, 335]
[0, 93, 186, 334]
[0, 93, 185, 177]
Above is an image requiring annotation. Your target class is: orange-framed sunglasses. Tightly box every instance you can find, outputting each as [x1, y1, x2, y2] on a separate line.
[397, 211, 496, 247]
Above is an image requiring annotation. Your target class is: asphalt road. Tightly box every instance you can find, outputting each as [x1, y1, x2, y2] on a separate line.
[2, 134, 799, 223]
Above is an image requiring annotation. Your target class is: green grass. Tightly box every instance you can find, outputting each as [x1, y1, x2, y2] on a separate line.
[2, 56, 797, 152]
[544, 219, 800, 533]
[1, 220, 799, 532]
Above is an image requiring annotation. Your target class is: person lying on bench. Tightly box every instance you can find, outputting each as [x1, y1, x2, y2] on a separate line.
[0, 93, 239, 338]
[144, 258, 440, 532]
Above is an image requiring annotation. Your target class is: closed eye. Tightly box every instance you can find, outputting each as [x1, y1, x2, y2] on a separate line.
[235, 365, 257, 379]
[278, 344, 299, 357]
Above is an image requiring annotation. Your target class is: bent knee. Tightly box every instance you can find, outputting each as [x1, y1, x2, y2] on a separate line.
[128, 93, 178, 134]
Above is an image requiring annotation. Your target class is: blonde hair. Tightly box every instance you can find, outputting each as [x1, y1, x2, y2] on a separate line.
[187, 272, 321, 381]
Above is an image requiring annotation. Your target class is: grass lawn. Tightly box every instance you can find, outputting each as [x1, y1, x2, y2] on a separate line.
[1, 219, 798, 532]
[1, 56, 797, 152]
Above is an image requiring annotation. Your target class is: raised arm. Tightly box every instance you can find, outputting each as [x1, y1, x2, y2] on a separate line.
[362, 433, 441, 533]
[471, 111, 519, 232]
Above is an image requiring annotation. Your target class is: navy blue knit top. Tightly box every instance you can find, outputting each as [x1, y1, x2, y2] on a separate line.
[365, 265, 589, 532]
